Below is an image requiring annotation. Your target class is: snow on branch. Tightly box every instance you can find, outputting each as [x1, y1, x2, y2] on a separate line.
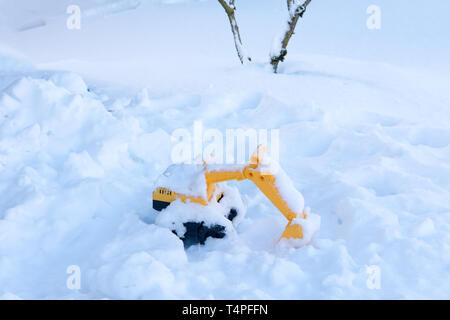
[218, 0, 251, 64]
[270, 0, 312, 73]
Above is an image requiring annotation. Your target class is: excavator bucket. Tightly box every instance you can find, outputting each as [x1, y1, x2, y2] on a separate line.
[280, 221, 303, 240]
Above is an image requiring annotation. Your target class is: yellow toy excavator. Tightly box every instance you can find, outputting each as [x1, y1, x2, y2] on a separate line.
[153, 146, 319, 248]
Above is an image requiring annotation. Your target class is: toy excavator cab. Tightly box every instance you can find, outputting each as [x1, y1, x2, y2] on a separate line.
[152, 145, 319, 248]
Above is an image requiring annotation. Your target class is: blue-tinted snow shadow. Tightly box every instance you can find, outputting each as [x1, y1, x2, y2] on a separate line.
[281, 68, 379, 89]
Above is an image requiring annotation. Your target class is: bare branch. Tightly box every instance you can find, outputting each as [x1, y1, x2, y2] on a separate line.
[270, 0, 312, 73]
[218, 0, 251, 64]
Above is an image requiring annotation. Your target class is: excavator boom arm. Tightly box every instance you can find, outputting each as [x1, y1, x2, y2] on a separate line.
[205, 146, 306, 224]
[205, 166, 302, 222]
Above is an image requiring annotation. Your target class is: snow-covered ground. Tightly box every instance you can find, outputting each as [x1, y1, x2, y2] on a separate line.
[0, 0, 449, 299]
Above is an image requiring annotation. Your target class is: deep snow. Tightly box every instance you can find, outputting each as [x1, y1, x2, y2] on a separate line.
[0, 0, 449, 299]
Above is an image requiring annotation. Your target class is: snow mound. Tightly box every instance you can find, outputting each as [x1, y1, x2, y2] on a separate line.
[48, 72, 88, 95]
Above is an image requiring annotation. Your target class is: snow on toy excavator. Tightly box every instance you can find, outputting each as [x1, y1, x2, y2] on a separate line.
[152, 145, 320, 248]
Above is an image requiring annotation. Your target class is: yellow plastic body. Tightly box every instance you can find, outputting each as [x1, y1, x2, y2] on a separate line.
[153, 146, 306, 241]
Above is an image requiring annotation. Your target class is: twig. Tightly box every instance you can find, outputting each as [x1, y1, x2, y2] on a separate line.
[270, 0, 312, 73]
[218, 0, 251, 64]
